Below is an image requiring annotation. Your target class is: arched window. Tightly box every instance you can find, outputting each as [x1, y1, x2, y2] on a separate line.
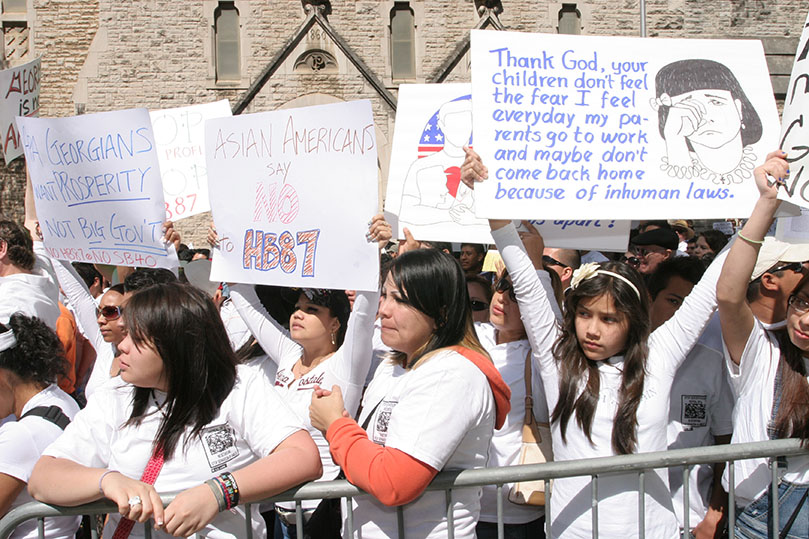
[390, 2, 415, 80]
[558, 3, 581, 35]
[215, 2, 240, 82]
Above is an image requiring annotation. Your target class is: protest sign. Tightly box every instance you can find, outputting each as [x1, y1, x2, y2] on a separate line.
[205, 100, 380, 290]
[18, 108, 177, 269]
[778, 11, 809, 209]
[385, 83, 631, 250]
[0, 57, 39, 162]
[470, 30, 780, 220]
[150, 100, 231, 220]
[776, 206, 809, 243]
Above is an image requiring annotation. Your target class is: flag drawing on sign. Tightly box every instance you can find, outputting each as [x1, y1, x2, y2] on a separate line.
[399, 94, 484, 228]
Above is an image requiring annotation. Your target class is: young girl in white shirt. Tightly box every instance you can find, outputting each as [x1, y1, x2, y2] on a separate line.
[29, 282, 322, 538]
[461, 147, 726, 538]
[0, 313, 80, 539]
[309, 247, 511, 539]
[716, 150, 809, 539]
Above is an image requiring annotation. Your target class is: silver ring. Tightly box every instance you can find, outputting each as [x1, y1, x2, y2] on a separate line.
[128, 495, 142, 506]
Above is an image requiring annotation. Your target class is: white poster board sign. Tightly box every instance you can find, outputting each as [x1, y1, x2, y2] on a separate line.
[206, 100, 379, 290]
[385, 83, 631, 250]
[776, 207, 809, 243]
[1, 57, 39, 162]
[150, 100, 231, 220]
[470, 30, 780, 220]
[778, 11, 809, 209]
[18, 108, 177, 269]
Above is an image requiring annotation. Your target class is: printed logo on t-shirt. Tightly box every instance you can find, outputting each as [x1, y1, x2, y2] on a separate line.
[372, 400, 398, 445]
[680, 395, 708, 429]
[297, 372, 325, 390]
[201, 424, 240, 472]
[275, 370, 292, 388]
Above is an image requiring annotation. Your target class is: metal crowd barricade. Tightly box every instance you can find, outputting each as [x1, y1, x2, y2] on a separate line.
[0, 439, 805, 539]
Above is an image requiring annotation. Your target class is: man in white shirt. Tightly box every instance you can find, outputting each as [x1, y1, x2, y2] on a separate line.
[648, 256, 734, 538]
[746, 237, 809, 329]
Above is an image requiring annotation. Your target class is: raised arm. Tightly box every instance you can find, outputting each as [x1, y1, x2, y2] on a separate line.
[229, 283, 302, 367]
[717, 150, 788, 365]
[51, 258, 104, 348]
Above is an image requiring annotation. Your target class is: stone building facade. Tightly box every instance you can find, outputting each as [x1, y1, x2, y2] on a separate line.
[1, 0, 806, 243]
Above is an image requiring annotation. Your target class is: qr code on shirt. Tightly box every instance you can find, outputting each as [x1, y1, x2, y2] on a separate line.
[372, 400, 397, 445]
[681, 395, 708, 428]
[201, 424, 240, 472]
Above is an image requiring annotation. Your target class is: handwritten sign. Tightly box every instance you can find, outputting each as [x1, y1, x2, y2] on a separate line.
[205, 100, 379, 290]
[776, 207, 809, 243]
[385, 83, 631, 249]
[18, 108, 176, 269]
[470, 31, 780, 220]
[1, 57, 40, 162]
[150, 100, 231, 220]
[778, 12, 809, 209]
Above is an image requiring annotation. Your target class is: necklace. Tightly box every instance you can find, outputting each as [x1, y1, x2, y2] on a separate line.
[661, 145, 756, 185]
[293, 351, 335, 380]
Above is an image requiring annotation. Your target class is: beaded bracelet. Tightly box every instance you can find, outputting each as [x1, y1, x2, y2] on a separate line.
[738, 232, 765, 245]
[205, 478, 228, 512]
[218, 472, 240, 509]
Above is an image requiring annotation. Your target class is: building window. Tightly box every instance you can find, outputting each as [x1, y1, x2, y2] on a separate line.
[558, 4, 581, 35]
[390, 2, 415, 79]
[2, 0, 25, 14]
[215, 2, 240, 82]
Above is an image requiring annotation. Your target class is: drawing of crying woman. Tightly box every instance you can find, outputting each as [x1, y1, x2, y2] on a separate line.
[652, 59, 762, 185]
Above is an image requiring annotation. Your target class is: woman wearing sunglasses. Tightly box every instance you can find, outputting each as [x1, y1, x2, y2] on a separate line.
[717, 151, 809, 538]
[466, 274, 493, 323]
[50, 259, 127, 400]
[474, 230, 559, 538]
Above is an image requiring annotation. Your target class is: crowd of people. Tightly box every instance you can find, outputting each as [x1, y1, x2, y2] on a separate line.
[0, 146, 804, 539]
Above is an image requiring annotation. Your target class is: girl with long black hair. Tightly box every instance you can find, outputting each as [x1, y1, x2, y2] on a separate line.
[29, 282, 321, 538]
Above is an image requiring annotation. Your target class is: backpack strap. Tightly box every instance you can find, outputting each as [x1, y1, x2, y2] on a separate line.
[20, 405, 71, 430]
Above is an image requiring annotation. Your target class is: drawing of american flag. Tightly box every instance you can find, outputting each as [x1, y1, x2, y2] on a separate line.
[417, 94, 472, 158]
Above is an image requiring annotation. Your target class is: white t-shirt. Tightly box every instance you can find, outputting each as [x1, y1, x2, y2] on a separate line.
[0, 244, 60, 329]
[475, 322, 547, 524]
[229, 284, 378, 509]
[0, 385, 80, 539]
[493, 224, 726, 539]
[722, 320, 809, 508]
[44, 366, 305, 538]
[348, 350, 495, 539]
[667, 344, 734, 528]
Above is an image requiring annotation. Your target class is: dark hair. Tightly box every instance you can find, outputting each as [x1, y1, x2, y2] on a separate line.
[235, 337, 266, 362]
[421, 240, 452, 254]
[124, 282, 237, 459]
[465, 274, 493, 304]
[0, 220, 34, 271]
[655, 59, 762, 147]
[0, 314, 67, 385]
[551, 262, 651, 454]
[106, 283, 126, 296]
[460, 243, 486, 255]
[123, 268, 177, 293]
[698, 230, 729, 255]
[647, 256, 706, 300]
[177, 247, 195, 263]
[72, 262, 103, 290]
[298, 289, 351, 347]
[255, 285, 295, 329]
[772, 273, 809, 444]
[388, 249, 488, 367]
[194, 248, 211, 259]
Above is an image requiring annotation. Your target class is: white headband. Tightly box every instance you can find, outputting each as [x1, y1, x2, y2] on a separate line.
[0, 328, 16, 352]
[570, 263, 642, 300]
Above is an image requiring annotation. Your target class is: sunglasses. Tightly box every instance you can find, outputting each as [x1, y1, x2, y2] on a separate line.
[754, 262, 807, 282]
[470, 299, 489, 312]
[620, 255, 641, 269]
[789, 294, 809, 315]
[495, 277, 516, 301]
[542, 255, 569, 268]
[96, 305, 123, 320]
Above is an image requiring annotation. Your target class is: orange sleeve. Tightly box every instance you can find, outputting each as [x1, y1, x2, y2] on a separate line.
[326, 417, 438, 506]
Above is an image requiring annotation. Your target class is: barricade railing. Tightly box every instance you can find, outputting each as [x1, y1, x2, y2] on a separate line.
[1, 438, 805, 539]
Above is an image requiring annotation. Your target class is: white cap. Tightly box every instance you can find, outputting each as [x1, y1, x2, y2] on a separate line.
[751, 237, 809, 280]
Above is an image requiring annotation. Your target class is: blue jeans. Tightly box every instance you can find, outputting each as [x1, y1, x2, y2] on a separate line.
[476, 517, 546, 539]
[735, 480, 809, 539]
